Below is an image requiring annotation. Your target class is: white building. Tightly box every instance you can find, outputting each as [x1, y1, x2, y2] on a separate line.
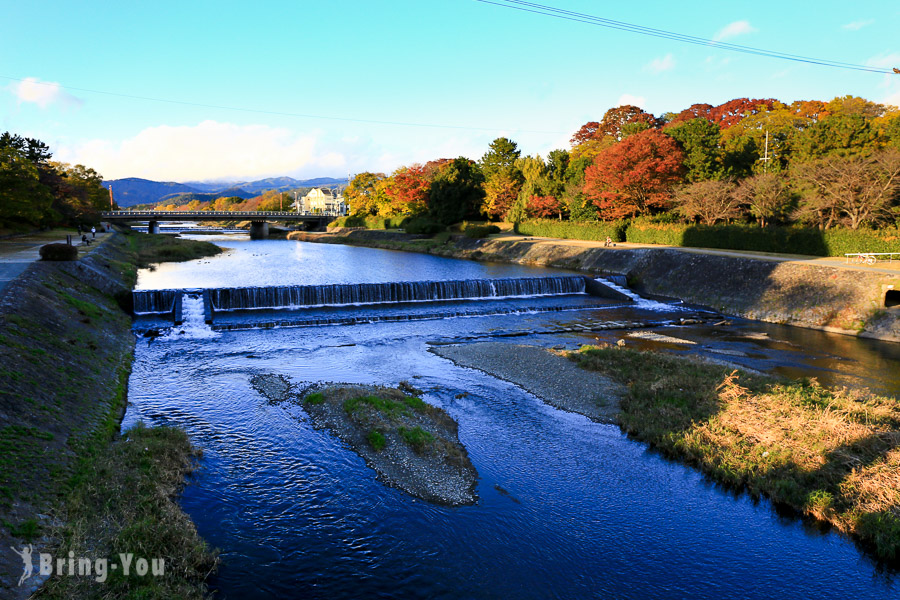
[297, 188, 346, 214]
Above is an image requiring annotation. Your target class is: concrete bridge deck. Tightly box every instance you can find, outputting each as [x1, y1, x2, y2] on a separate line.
[101, 210, 338, 238]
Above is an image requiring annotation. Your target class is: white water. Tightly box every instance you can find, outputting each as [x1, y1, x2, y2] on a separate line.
[595, 277, 691, 313]
[162, 294, 219, 340]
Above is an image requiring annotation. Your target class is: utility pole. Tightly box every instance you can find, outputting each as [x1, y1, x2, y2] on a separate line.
[758, 130, 771, 174]
[109, 184, 114, 210]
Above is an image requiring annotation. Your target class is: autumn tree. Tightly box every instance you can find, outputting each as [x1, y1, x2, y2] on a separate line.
[483, 166, 524, 220]
[570, 105, 659, 161]
[527, 195, 566, 219]
[49, 163, 109, 223]
[734, 173, 793, 227]
[344, 172, 387, 215]
[709, 98, 777, 129]
[583, 129, 685, 219]
[383, 164, 430, 215]
[673, 179, 741, 225]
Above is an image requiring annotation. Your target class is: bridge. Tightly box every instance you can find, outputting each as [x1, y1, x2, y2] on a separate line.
[101, 210, 338, 239]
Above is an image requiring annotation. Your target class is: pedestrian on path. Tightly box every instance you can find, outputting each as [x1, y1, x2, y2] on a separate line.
[91, 226, 96, 238]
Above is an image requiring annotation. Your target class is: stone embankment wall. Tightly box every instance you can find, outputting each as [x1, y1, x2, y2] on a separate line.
[290, 230, 900, 342]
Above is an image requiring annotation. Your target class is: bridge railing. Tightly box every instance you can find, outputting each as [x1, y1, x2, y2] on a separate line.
[101, 211, 342, 218]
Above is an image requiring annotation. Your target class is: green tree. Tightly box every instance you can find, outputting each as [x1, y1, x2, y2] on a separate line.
[479, 137, 521, 181]
[427, 158, 485, 225]
[792, 114, 882, 161]
[665, 118, 724, 182]
[0, 148, 54, 226]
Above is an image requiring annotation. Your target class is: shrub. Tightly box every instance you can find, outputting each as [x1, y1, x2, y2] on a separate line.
[398, 426, 434, 454]
[367, 430, 386, 451]
[39, 243, 78, 261]
[401, 216, 445, 235]
[463, 224, 501, 239]
[515, 219, 627, 242]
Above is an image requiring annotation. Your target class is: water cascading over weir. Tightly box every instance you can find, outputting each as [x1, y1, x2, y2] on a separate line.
[132, 275, 632, 324]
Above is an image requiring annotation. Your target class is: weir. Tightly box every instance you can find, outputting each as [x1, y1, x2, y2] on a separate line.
[131, 275, 627, 314]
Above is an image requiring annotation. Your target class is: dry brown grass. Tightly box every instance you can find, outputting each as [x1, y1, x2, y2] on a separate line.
[571, 345, 900, 561]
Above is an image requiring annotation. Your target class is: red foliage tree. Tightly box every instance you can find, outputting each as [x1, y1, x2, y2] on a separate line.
[571, 105, 659, 146]
[666, 103, 715, 128]
[527, 195, 565, 219]
[583, 129, 685, 219]
[383, 164, 430, 215]
[709, 98, 777, 129]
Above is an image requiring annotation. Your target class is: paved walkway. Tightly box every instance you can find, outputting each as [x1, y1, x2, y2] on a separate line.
[494, 234, 900, 275]
[0, 230, 109, 294]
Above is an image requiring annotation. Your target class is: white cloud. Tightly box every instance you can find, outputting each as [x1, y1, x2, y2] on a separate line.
[713, 20, 757, 42]
[842, 19, 874, 31]
[884, 89, 900, 110]
[12, 77, 82, 109]
[645, 54, 675, 74]
[866, 52, 900, 69]
[57, 121, 344, 181]
[616, 94, 647, 109]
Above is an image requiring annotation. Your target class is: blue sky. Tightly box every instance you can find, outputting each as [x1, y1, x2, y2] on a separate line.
[2, 0, 898, 183]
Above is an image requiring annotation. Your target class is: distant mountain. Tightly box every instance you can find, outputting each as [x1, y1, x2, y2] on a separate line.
[104, 176, 348, 207]
[101, 178, 200, 208]
[158, 187, 256, 207]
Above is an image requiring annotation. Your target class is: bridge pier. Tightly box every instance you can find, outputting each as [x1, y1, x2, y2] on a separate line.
[249, 221, 269, 240]
[148, 220, 160, 235]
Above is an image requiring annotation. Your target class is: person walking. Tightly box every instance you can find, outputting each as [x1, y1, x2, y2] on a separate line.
[91, 226, 96, 238]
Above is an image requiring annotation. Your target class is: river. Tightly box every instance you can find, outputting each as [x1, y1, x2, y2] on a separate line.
[125, 234, 899, 599]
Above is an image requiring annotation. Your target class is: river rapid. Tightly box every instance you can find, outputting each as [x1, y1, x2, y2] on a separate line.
[126, 234, 900, 599]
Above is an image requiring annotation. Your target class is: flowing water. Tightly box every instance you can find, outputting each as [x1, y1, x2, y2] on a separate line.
[126, 234, 900, 599]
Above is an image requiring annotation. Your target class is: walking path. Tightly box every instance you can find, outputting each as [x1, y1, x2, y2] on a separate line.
[494, 234, 900, 275]
[0, 230, 109, 295]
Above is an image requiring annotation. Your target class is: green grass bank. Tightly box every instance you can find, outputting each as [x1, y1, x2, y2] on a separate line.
[0, 230, 220, 598]
[568, 345, 900, 561]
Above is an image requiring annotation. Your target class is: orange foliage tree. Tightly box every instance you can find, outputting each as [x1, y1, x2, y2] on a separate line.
[583, 129, 685, 219]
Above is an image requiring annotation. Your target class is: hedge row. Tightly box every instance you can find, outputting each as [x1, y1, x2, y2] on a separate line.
[624, 222, 900, 257]
[514, 219, 628, 242]
[331, 215, 399, 229]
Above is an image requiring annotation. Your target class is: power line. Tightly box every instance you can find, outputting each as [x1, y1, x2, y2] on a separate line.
[475, 0, 897, 75]
[0, 74, 567, 135]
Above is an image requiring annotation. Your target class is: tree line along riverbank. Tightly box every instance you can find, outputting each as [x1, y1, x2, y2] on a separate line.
[0, 230, 220, 599]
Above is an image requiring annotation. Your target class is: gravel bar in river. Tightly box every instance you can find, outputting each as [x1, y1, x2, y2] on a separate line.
[431, 342, 624, 423]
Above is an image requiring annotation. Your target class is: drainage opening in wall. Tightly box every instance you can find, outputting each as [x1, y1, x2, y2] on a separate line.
[886, 290, 900, 308]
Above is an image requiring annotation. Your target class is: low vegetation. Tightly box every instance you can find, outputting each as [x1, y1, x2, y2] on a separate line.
[0, 232, 221, 597]
[569, 344, 900, 561]
[122, 230, 222, 267]
[37, 424, 218, 599]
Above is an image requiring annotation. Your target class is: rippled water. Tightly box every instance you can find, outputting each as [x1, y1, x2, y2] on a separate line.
[126, 234, 899, 598]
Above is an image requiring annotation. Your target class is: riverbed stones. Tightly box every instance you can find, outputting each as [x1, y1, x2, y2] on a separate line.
[432, 342, 625, 424]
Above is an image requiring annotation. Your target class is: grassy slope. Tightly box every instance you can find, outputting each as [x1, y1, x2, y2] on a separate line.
[569, 345, 900, 561]
[0, 232, 220, 598]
